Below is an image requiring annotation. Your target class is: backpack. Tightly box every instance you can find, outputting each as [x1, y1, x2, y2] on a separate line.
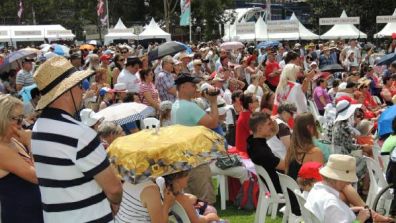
[234, 174, 259, 210]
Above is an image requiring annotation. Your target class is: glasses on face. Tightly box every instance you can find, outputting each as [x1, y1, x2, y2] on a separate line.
[10, 115, 24, 125]
[121, 51, 128, 54]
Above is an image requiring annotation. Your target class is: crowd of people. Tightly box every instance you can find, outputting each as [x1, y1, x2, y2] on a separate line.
[0, 36, 396, 223]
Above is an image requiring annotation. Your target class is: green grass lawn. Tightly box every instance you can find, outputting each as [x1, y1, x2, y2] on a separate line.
[215, 201, 282, 223]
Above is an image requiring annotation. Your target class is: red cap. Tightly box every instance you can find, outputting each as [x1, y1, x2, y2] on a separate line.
[392, 32, 396, 39]
[298, 162, 323, 181]
[100, 54, 111, 61]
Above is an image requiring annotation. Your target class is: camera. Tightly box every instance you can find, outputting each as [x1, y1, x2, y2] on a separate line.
[204, 88, 220, 96]
[202, 59, 209, 63]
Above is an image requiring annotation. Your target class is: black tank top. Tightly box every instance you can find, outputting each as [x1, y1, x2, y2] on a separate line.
[0, 141, 43, 223]
[286, 152, 307, 217]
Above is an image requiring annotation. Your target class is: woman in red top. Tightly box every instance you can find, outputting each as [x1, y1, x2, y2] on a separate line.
[235, 93, 259, 155]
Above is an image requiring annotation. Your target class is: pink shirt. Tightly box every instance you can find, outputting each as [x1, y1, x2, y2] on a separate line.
[139, 82, 159, 106]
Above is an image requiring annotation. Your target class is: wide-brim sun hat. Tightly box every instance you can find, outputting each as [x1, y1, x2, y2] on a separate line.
[34, 56, 95, 110]
[319, 154, 358, 183]
[335, 99, 362, 122]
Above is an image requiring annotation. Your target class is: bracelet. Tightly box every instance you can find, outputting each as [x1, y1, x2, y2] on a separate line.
[352, 220, 360, 223]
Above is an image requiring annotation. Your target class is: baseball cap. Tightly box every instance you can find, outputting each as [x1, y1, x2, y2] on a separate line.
[100, 54, 112, 62]
[175, 73, 201, 86]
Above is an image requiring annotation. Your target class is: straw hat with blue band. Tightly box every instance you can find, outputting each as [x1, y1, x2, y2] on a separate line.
[335, 100, 362, 123]
[34, 56, 95, 110]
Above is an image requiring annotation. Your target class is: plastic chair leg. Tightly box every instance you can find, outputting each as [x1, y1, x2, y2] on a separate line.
[255, 194, 269, 223]
[218, 175, 227, 210]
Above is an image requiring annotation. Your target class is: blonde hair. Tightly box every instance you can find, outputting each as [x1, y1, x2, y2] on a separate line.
[0, 95, 24, 137]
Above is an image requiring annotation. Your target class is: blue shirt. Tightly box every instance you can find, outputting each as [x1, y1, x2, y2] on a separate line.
[171, 99, 206, 126]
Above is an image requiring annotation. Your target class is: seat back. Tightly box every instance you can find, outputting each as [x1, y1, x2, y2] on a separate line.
[254, 165, 277, 197]
[293, 190, 321, 223]
[170, 201, 191, 223]
[277, 172, 300, 221]
[365, 156, 389, 208]
[143, 117, 160, 130]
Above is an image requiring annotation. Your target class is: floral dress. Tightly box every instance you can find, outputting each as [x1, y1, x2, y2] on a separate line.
[332, 120, 366, 179]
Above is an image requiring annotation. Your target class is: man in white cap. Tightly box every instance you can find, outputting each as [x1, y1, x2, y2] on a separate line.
[31, 56, 122, 222]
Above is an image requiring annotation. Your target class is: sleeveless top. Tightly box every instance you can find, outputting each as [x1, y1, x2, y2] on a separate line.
[115, 181, 155, 223]
[288, 153, 307, 180]
[0, 140, 43, 223]
[287, 152, 307, 217]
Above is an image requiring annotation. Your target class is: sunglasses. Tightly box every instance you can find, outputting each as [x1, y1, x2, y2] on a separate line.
[10, 115, 24, 125]
[121, 51, 128, 54]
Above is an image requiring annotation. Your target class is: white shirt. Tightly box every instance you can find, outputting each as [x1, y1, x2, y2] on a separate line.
[305, 182, 356, 223]
[117, 68, 140, 92]
[276, 82, 308, 114]
[245, 84, 264, 98]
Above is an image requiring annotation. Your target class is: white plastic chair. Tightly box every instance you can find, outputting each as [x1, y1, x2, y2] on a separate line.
[277, 172, 302, 223]
[254, 165, 286, 223]
[293, 190, 321, 223]
[170, 201, 191, 223]
[212, 174, 228, 210]
[364, 156, 390, 209]
[143, 117, 160, 130]
[308, 100, 325, 126]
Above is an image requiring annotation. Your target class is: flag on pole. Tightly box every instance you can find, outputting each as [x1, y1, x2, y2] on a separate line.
[97, 0, 105, 16]
[180, 0, 191, 26]
[96, 0, 108, 27]
[17, 0, 23, 19]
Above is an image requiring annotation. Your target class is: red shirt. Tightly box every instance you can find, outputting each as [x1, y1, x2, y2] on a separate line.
[265, 60, 280, 87]
[235, 110, 252, 154]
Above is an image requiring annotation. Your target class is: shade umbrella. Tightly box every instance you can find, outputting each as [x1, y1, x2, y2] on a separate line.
[256, 40, 280, 49]
[18, 84, 37, 104]
[320, 64, 345, 73]
[378, 105, 396, 137]
[97, 102, 154, 125]
[0, 48, 40, 72]
[79, 44, 95, 51]
[41, 44, 70, 57]
[107, 125, 225, 184]
[220, 41, 244, 50]
[376, 53, 396, 66]
[148, 41, 188, 61]
[175, 41, 192, 54]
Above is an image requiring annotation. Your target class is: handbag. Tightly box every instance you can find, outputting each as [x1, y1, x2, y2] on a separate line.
[215, 153, 242, 170]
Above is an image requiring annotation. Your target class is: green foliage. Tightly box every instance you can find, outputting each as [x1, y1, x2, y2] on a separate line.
[307, 0, 396, 38]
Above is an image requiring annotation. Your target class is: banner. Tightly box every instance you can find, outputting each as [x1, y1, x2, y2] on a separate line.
[180, 0, 191, 26]
[267, 20, 299, 33]
[376, 16, 396, 23]
[236, 22, 255, 35]
[319, 17, 359, 25]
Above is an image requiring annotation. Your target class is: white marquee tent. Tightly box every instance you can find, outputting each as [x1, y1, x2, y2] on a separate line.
[268, 13, 319, 40]
[374, 8, 396, 38]
[0, 24, 74, 46]
[138, 18, 171, 42]
[320, 10, 367, 39]
[104, 18, 137, 44]
[223, 13, 318, 41]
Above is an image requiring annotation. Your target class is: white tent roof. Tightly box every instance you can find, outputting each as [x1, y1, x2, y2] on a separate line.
[267, 13, 319, 40]
[320, 10, 367, 39]
[105, 18, 137, 44]
[138, 18, 171, 42]
[374, 9, 396, 38]
[0, 24, 75, 43]
[223, 13, 318, 41]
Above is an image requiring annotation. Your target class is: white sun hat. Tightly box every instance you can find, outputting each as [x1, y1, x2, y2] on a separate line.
[334, 100, 362, 122]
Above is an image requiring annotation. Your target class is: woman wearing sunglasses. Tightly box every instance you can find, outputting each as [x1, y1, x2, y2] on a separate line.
[0, 94, 43, 222]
